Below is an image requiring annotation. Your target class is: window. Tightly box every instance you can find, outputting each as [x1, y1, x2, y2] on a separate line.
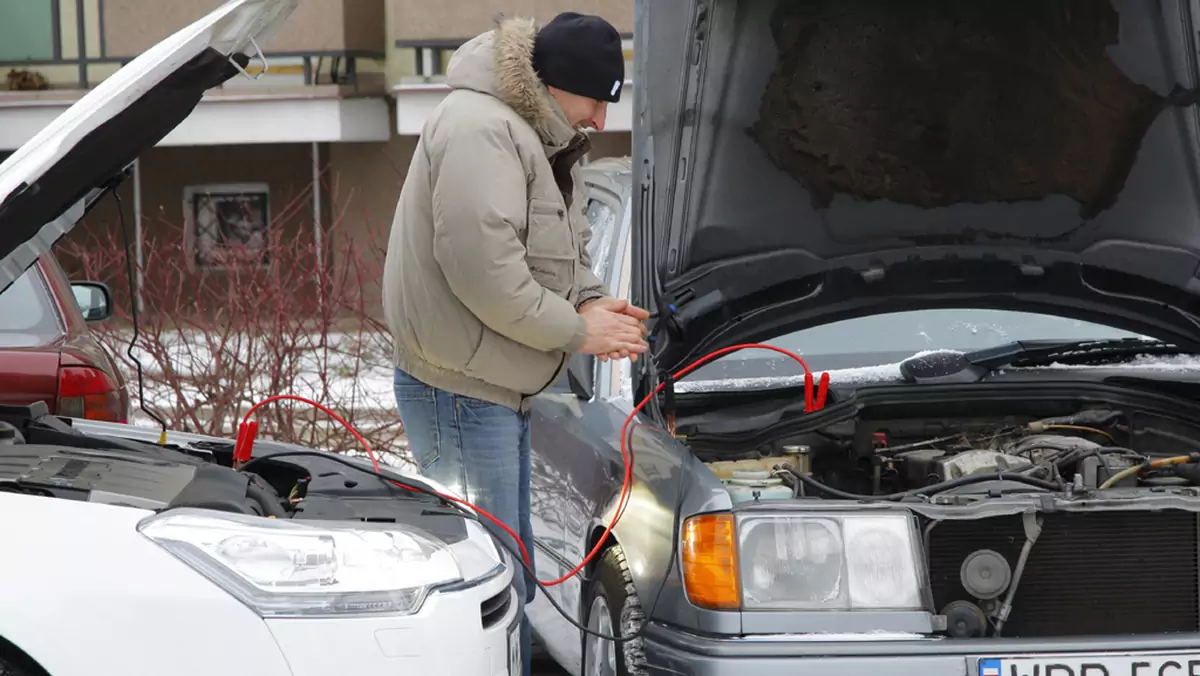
[0, 0, 56, 62]
[184, 184, 271, 269]
[0, 265, 64, 347]
[409, 45, 457, 79]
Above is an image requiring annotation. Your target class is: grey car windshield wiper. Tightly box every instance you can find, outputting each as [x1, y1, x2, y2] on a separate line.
[965, 337, 1194, 370]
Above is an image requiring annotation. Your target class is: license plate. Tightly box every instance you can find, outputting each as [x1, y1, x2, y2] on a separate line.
[507, 623, 522, 676]
[980, 654, 1200, 676]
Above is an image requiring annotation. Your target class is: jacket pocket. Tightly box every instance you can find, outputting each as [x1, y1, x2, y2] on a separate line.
[525, 198, 576, 297]
[465, 327, 564, 396]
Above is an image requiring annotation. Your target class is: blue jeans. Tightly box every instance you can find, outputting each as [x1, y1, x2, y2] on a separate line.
[393, 368, 534, 676]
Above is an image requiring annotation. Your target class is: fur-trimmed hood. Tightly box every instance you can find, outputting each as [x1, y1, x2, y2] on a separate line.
[445, 18, 578, 150]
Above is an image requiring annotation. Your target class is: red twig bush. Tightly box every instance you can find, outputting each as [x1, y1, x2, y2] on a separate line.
[54, 191, 406, 464]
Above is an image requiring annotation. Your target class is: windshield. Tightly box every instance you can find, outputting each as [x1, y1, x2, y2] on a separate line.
[0, 265, 65, 348]
[680, 309, 1142, 387]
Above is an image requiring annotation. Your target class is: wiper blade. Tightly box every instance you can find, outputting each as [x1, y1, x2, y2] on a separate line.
[966, 338, 1193, 370]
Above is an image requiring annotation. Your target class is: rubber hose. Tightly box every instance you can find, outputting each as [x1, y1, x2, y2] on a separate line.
[790, 471, 1061, 502]
[1098, 454, 1193, 489]
[246, 477, 291, 518]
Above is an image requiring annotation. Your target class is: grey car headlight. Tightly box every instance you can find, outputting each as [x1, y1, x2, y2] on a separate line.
[139, 509, 502, 617]
[737, 512, 926, 611]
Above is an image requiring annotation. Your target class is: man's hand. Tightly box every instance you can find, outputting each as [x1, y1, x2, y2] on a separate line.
[586, 297, 650, 320]
[578, 298, 650, 362]
[578, 299, 649, 362]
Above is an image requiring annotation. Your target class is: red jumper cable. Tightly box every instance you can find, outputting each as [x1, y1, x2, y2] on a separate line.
[233, 343, 825, 588]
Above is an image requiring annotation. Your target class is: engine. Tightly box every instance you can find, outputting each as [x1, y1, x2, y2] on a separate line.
[701, 406, 1200, 503]
[693, 402, 1200, 639]
[0, 404, 460, 537]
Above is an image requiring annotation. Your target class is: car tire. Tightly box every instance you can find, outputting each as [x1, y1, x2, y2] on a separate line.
[580, 544, 648, 676]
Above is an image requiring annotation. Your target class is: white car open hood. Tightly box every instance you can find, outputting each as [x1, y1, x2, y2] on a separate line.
[0, 0, 297, 296]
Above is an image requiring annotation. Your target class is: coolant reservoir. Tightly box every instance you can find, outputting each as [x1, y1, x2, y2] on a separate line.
[706, 457, 784, 479]
[725, 470, 793, 504]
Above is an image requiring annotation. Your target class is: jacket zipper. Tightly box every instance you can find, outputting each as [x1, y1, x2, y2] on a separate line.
[525, 133, 587, 400]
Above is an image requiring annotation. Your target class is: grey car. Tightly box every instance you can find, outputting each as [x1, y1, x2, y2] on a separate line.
[527, 1, 1200, 675]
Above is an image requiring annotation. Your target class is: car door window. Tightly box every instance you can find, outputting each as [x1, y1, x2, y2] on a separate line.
[0, 266, 64, 347]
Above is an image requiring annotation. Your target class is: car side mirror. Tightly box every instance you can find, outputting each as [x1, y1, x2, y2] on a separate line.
[71, 282, 113, 322]
[566, 353, 595, 400]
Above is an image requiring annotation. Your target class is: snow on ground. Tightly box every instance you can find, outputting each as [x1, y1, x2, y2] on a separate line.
[103, 329, 396, 415]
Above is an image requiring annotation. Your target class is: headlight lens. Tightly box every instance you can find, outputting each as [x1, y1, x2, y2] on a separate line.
[140, 509, 499, 617]
[738, 513, 925, 611]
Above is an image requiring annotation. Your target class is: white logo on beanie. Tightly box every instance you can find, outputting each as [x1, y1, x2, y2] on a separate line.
[611, 80, 620, 97]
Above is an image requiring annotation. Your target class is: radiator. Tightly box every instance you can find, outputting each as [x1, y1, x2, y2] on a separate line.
[927, 510, 1199, 636]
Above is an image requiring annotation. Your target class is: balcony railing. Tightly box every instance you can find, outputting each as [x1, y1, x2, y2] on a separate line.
[0, 0, 121, 90]
[1, 0, 385, 90]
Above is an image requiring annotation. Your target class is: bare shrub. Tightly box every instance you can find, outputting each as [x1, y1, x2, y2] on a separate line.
[55, 185, 406, 465]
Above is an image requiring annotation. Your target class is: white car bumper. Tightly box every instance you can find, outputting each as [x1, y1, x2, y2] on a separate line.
[267, 571, 518, 676]
[0, 493, 516, 676]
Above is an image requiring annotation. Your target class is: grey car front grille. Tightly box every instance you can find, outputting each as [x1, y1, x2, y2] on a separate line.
[927, 510, 1199, 636]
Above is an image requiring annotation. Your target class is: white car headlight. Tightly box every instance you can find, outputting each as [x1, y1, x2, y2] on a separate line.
[738, 512, 926, 611]
[139, 509, 501, 617]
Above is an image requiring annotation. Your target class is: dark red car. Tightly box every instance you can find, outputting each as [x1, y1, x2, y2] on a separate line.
[0, 252, 129, 422]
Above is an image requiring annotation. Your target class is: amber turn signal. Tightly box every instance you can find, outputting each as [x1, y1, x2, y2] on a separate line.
[681, 512, 740, 610]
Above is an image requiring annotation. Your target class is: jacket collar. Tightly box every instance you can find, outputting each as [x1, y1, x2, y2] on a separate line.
[492, 17, 584, 154]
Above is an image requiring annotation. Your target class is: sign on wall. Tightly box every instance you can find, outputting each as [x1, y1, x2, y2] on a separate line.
[183, 184, 271, 270]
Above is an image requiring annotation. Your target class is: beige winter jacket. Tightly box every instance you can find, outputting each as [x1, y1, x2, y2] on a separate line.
[382, 18, 608, 412]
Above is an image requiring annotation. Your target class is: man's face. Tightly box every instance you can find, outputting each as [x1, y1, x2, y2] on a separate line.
[550, 87, 609, 132]
[575, 98, 608, 132]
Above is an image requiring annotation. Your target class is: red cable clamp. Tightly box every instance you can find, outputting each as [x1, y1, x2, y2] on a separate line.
[804, 371, 831, 412]
[233, 420, 259, 468]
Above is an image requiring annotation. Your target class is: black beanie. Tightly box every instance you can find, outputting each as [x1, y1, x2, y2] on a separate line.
[532, 12, 625, 104]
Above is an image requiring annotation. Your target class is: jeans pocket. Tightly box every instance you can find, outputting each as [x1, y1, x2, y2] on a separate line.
[410, 440, 439, 471]
[454, 396, 521, 432]
[393, 371, 438, 471]
[393, 369, 434, 402]
[453, 393, 505, 410]
[397, 400, 439, 472]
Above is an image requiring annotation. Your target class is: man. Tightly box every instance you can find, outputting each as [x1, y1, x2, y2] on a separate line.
[381, 12, 647, 676]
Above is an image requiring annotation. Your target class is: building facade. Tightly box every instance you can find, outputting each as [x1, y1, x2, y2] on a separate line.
[0, 0, 634, 314]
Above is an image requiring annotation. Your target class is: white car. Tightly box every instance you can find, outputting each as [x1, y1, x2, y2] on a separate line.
[0, 2, 519, 675]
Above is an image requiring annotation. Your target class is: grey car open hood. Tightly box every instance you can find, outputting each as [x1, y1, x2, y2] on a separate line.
[633, 0, 1200, 374]
[0, 0, 296, 296]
